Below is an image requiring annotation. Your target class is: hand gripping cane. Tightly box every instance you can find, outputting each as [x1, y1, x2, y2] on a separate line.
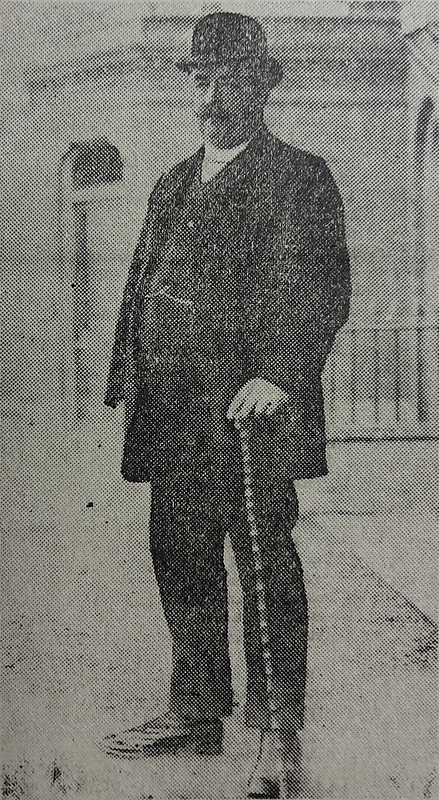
[235, 419, 288, 799]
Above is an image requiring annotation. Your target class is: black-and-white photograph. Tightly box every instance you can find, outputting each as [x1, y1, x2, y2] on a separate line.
[1, 1, 438, 798]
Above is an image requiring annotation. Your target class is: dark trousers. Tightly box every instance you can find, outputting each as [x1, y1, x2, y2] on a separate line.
[148, 410, 308, 732]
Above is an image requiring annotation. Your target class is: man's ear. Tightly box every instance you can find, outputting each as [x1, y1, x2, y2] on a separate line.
[255, 80, 271, 105]
[266, 58, 283, 89]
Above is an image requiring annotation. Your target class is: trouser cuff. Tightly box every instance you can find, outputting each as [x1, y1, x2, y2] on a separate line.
[245, 695, 305, 732]
[170, 690, 234, 722]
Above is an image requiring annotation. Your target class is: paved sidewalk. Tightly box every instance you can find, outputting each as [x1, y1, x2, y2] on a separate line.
[297, 439, 439, 623]
[1, 421, 438, 798]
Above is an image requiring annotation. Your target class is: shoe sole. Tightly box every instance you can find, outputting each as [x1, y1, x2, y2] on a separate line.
[100, 721, 223, 758]
[247, 780, 280, 799]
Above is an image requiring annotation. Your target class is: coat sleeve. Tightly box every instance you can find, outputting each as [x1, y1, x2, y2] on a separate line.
[104, 178, 163, 409]
[246, 157, 351, 401]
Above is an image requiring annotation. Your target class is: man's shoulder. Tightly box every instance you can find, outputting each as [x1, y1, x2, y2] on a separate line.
[269, 132, 321, 167]
[266, 132, 331, 186]
[152, 148, 202, 196]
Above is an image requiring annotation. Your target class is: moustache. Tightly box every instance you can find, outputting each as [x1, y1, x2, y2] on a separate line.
[197, 109, 229, 124]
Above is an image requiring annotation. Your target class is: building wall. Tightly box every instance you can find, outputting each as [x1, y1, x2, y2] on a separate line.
[405, 24, 439, 316]
[1, 2, 434, 432]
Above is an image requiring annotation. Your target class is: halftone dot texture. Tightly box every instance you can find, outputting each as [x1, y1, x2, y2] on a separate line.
[1, 2, 438, 799]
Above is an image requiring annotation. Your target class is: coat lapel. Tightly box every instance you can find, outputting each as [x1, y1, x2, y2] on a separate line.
[133, 125, 274, 295]
[196, 124, 272, 212]
[157, 147, 204, 213]
[132, 148, 204, 292]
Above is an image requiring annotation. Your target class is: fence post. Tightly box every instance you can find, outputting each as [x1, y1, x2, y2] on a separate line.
[394, 327, 401, 424]
[350, 328, 357, 424]
[416, 305, 427, 422]
[373, 324, 380, 425]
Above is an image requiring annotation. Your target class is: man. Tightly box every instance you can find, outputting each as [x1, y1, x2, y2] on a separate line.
[103, 11, 351, 798]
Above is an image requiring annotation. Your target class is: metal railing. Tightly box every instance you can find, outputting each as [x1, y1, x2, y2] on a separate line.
[73, 315, 439, 441]
[324, 319, 439, 440]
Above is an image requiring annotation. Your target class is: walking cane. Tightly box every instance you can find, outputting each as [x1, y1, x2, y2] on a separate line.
[234, 419, 288, 799]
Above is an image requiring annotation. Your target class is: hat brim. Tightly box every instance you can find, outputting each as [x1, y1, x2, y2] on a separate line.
[176, 55, 283, 88]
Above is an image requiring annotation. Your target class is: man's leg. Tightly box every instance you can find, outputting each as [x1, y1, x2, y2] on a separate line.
[229, 477, 308, 734]
[149, 473, 233, 722]
[222, 429, 307, 796]
[101, 462, 233, 756]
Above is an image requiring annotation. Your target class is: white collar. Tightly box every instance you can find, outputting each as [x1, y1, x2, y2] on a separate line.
[203, 138, 251, 164]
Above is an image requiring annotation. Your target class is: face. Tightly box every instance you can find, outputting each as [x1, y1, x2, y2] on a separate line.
[190, 64, 269, 149]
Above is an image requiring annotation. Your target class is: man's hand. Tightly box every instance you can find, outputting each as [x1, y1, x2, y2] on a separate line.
[227, 378, 289, 421]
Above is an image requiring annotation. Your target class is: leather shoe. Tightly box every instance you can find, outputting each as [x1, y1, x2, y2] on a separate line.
[100, 710, 223, 758]
[247, 730, 301, 798]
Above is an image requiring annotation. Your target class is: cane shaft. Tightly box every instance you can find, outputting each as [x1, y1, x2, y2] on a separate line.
[235, 420, 288, 797]
[236, 421, 278, 727]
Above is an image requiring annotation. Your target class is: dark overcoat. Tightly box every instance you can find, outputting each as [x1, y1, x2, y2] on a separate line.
[105, 124, 351, 483]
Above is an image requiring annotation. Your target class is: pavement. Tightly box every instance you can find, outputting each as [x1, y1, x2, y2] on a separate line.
[1, 414, 438, 799]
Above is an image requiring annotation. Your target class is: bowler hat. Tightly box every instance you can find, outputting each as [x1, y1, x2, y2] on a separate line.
[176, 12, 283, 88]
